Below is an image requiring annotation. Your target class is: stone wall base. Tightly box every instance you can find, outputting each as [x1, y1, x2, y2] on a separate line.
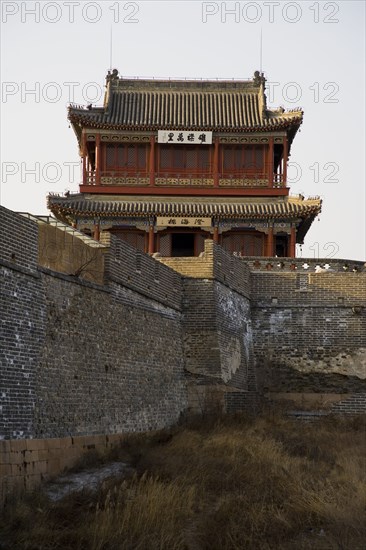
[264, 392, 366, 415]
[0, 433, 126, 506]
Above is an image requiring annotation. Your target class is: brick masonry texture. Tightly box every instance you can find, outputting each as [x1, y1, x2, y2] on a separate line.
[1, 206, 187, 445]
[331, 394, 366, 414]
[250, 271, 366, 393]
[180, 279, 252, 391]
[38, 223, 105, 285]
[159, 242, 251, 299]
[35, 273, 186, 438]
[0, 208, 38, 272]
[0, 433, 127, 504]
[1, 205, 366, 500]
[0, 208, 46, 440]
[215, 282, 254, 389]
[105, 236, 182, 311]
[213, 244, 251, 299]
[0, 266, 45, 439]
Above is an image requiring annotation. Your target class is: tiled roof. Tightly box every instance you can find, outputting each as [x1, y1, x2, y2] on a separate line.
[68, 71, 303, 133]
[48, 194, 321, 221]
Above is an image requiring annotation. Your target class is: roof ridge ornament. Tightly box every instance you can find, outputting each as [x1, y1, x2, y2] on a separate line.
[253, 70, 266, 86]
[106, 68, 119, 83]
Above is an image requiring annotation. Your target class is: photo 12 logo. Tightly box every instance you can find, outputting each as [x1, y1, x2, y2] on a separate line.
[1, 79, 340, 106]
[201, 2, 340, 24]
[308, 242, 340, 259]
[1, 81, 104, 105]
[266, 81, 340, 105]
[2, 161, 80, 185]
[1, 1, 140, 24]
[288, 162, 339, 185]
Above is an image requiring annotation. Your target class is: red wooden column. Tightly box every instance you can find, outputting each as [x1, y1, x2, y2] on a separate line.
[213, 225, 219, 243]
[148, 223, 155, 254]
[289, 226, 296, 258]
[268, 137, 274, 187]
[213, 137, 219, 187]
[149, 136, 155, 186]
[82, 132, 87, 185]
[95, 134, 101, 185]
[283, 137, 288, 186]
[93, 222, 100, 241]
[267, 226, 274, 256]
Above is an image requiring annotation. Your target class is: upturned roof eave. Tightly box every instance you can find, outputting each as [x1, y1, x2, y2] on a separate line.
[47, 194, 321, 221]
[68, 113, 303, 134]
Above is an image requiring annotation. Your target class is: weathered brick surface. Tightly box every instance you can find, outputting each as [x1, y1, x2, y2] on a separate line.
[159, 241, 251, 299]
[331, 394, 366, 414]
[225, 391, 262, 414]
[250, 270, 366, 394]
[158, 255, 213, 279]
[1, 205, 366, 502]
[251, 271, 366, 306]
[0, 433, 127, 504]
[182, 279, 221, 379]
[181, 279, 253, 389]
[0, 208, 187, 443]
[212, 243, 251, 299]
[241, 256, 365, 273]
[38, 223, 105, 284]
[161, 242, 254, 397]
[0, 266, 46, 439]
[105, 235, 182, 311]
[35, 273, 187, 438]
[0, 208, 46, 439]
[215, 282, 254, 389]
[0, 207, 38, 272]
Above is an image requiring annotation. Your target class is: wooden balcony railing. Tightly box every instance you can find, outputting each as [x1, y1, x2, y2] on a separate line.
[155, 173, 213, 186]
[83, 170, 286, 187]
[86, 171, 149, 186]
[273, 173, 285, 187]
[218, 171, 269, 187]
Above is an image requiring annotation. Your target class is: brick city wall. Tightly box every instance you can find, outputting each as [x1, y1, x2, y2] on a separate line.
[157, 254, 214, 279]
[159, 241, 251, 299]
[34, 271, 186, 439]
[38, 222, 106, 285]
[0, 433, 127, 503]
[163, 243, 254, 413]
[1, 206, 366, 502]
[250, 271, 366, 394]
[0, 209, 46, 440]
[1, 206, 187, 444]
[180, 278, 252, 407]
[106, 235, 182, 311]
[162, 241, 365, 411]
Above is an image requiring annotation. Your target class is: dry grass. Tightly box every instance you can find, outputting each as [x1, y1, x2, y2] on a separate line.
[1, 413, 365, 549]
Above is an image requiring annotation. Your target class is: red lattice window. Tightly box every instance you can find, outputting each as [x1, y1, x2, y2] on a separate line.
[106, 145, 114, 167]
[159, 234, 171, 257]
[158, 146, 211, 173]
[105, 144, 147, 171]
[222, 233, 264, 256]
[221, 145, 265, 174]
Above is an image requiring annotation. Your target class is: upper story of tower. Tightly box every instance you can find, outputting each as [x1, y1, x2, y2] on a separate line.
[68, 69, 304, 197]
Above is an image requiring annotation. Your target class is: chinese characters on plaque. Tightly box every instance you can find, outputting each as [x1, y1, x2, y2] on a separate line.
[158, 131, 213, 145]
[157, 217, 212, 227]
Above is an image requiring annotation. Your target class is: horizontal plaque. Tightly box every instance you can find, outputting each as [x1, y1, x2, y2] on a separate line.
[157, 216, 212, 227]
[158, 131, 212, 145]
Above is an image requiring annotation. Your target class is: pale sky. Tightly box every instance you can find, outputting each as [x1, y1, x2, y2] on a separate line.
[1, 0, 365, 260]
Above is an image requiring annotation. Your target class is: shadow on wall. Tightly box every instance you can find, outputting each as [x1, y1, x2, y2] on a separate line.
[38, 223, 106, 284]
